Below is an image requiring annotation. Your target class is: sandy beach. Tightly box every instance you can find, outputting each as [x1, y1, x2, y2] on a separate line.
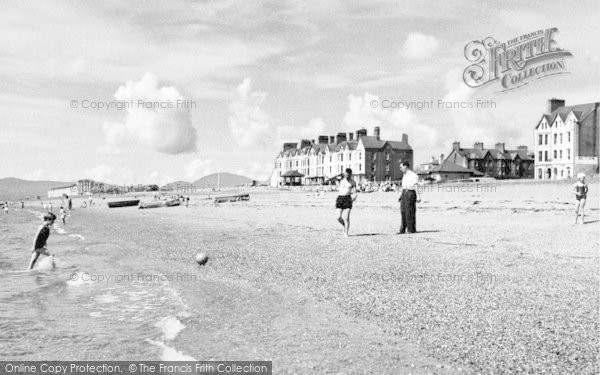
[1, 179, 598, 374]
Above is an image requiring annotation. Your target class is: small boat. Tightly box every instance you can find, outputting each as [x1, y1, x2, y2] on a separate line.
[214, 194, 249, 203]
[165, 199, 181, 207]
[108, 199, 140, 208]
[138, 201, 166, 209]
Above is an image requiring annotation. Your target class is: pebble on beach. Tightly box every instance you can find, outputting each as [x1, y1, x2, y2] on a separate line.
[195, 252, 208, 265]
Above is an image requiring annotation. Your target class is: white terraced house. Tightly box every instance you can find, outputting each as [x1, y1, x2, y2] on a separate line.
[533, 98, 599, 180]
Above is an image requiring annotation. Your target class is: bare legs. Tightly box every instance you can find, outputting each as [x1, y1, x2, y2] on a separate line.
[336, 208, 351, 236]
[575, 199, 586, 224]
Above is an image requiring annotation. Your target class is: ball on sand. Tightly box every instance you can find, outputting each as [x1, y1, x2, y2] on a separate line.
[195, 253, 208, 265]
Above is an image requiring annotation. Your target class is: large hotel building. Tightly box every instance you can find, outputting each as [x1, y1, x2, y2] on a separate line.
[533, 98, 599, 179]
[271, 127, 413, 186]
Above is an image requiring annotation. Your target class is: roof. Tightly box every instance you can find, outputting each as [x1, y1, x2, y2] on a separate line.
[430, 160, 482, 175]
[281, 170, 305, 177]
[536, 102, 599, 129]
[360, 136, 412, 151]
[49, 184, 76, 190]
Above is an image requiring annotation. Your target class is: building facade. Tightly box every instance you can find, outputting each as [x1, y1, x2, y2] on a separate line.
[446, 142, 534, 179]
[272, 127, 413, 186]
[533, 98, 599, 179]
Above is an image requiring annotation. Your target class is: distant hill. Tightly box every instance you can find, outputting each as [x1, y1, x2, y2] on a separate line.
[0, 178, 74, 201]
[192, 173, 253, 188]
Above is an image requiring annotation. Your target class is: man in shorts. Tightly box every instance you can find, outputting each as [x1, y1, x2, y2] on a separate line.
[335, 168, 358, 237]
[28, 212, 56, 270]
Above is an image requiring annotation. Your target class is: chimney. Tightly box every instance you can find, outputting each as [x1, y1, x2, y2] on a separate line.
[401, 133, 408, 143]
[439, 154, 445, 164]
[430, 156, 436, 163]
[329, 136, 335, 144]
[474, 142, 484, 151]
[336, 132, 347, 144]
[300, 139, 312, 149]
[517, 145, 528, 153]
[452, 142, 460, 151]
[356, 128, 367, 140]
[374, 126, 380, 140]
[348, 133, 354, 141]
[495, 142, 505, 153]
[548, 98, 565, 113]
[318, 135, 329, 144]
[283, 142, 297, 152]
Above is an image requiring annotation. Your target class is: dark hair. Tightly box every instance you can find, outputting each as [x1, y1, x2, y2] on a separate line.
[400, 161, 410, 168]
[345, 168, 353, 175]
[44, 212, 57, 222]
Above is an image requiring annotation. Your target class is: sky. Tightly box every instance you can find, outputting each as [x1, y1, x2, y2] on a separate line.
[0, 0, 598, 184]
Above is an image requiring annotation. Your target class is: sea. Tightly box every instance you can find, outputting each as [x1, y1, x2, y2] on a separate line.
[0, 206, 195, 360]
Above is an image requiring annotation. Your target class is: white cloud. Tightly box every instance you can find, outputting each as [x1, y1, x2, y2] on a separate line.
[184, 158, 215, 181]
[342, 92, 439, 149]
[228, 78, 271, 148]
[84, 164, 135, 185]
[402, 32, 440, 60]
[102, 72, 197, 154]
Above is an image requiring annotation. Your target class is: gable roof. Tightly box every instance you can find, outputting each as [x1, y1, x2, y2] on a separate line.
[536, 102, 599, 129]
[430, 160, 483, 175]
[359, 136, 412, 151]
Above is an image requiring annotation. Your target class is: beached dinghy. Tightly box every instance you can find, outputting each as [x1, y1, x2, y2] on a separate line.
[107, 199, 140, 208]
[213, 193, 249, 203]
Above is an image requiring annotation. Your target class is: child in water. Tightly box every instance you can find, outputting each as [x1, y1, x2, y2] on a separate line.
[572, 172, 588, 225]
[59, 206, 66, 225]
[28, 212, 56, 270]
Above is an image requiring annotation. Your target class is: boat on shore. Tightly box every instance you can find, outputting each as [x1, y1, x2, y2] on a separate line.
[107, 199, 140, 208]
[214, 194, 249, 203]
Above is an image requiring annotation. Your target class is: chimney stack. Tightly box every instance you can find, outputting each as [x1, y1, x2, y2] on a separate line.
[318, 135, 329, 144]
[452, 141, 460, 151]
[300, 139, 312, 149]
[374, 126, 380, 140]
[401, 133, 408, 143]
[348, 133, 354, 141]
[547, 98, 565, 113]
[495, 142, 505, 153]
[517, 145, 528, 153]
[283, 142, 297, 152]
[356, 128, 367, 140]
[329, 136, 335, 144]
[474, 142, 484, 151]
[439, 154, 445, 164]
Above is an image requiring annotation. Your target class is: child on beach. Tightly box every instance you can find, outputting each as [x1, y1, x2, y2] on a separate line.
[572, 172, 588, 224]
[59, 206, 66, 225]
[28, 212, 57, 270]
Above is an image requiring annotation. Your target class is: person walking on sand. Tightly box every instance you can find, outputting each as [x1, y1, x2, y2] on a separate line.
[28, 212, 56, 270]
[3, 202, 8, 214]
[398, 162, 420, 234]
[59, 206, 66, 225]
[573, 172, 589, 224]
[334, 168, 358, 237]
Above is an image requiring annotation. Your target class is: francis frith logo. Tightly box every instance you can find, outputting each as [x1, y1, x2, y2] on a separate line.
[463, 27, 572, 92]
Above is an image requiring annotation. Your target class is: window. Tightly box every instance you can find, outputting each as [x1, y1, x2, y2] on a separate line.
[554, 134, 557, 144]
[358, 152, 362, 160]
[553, 150, 557, 159]
[568, 132, 571, 142]
[340, 154, 343, 162]
[544, 135, 548, 144]
[544, 151, 548, 161]
[372, 153, 377, 161]
[538, 135, 543, 145]
[538, 169, 542, 179]
[560, 133, 563, 143]
[559, 150, 562, 159]
[538, 151, 542, 161]
[386, 153, 390, 161]
[567, 149, 570, 160]
[385, 164, 390, 173]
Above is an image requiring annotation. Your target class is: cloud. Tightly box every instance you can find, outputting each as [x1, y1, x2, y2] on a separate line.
[228, 78, 271, 148]
[402, 32, 440, 60]
[102, 72, 197, 154]
[342, 92, 439, 149]
[235, 161, 273, 181]
[184, 158, 215, 181]
[84, 164, 135, 185]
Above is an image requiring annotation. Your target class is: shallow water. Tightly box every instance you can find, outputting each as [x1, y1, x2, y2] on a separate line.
[0, 209, 193, 360]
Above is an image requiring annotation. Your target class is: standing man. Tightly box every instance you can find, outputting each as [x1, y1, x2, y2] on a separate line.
[398, 162, 420, 234]
[334, 168, 358, 237]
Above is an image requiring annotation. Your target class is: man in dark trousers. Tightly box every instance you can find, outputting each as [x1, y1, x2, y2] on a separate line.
[398, 162, 420, 234]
